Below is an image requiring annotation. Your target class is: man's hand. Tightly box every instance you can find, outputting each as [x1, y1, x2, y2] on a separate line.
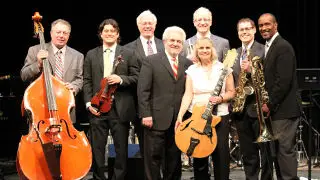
[65, 82, 75, 94]
[88, 106, 100, 116]
[142, 117, 153, 128]
[241, 59, 251, 73]
[262, 104, 270, 118]
[107, 74, 122, 85]
[37, 50, 48, 68]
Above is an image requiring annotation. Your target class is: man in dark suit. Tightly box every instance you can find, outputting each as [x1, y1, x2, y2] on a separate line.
[258, 13, 301, 180]
[232, 18, 273, 180]
[138, 26, 193, 180]
[83, 19, 139, 180]
[183, 7, 229, 62]
[124, 10, 164, 158]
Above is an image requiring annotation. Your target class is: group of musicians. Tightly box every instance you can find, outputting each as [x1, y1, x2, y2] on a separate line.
[18, 7, 301, 180]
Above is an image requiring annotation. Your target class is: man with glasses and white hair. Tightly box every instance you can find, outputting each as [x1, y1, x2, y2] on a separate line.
[184, 7, 230, 63]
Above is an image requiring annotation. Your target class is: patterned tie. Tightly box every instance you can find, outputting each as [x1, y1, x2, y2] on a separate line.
[241, 48, 247, 60]
[54, 50, 63, 80]
[147, 40, 154, 56]
[104, 49, 112, 77]
[172, 57, 178, 79]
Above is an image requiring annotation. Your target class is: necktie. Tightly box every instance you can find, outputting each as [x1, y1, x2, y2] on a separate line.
[241, 48, 247, 60]
[54, 50, 63, 80]
[265, 42, 269, 57]
[104, 49, 112, 77]
[172, 57, 178, 79]
[147, 40, 154, 56]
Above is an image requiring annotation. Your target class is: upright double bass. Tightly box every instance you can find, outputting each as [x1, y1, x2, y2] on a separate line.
[16, 12, 92, 180]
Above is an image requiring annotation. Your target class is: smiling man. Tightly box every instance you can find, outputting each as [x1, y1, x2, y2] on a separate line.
[83, 18, 139, 180]
[231, 17, 273, 180]
[138, 26, 193, 180]
[183, 7, 230, 63]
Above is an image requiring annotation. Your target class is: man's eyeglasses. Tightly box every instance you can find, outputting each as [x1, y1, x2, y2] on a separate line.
[194, 18, 211, 22]
[238, 27, 254, 32]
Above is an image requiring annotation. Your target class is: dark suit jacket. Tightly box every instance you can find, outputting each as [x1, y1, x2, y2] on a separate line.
[138, 52, 193, 130]
[124, 37, 164, 68]
[83, 45, 139, 122]
[263, 35, 301, 120]
[232, 41, 264, 118]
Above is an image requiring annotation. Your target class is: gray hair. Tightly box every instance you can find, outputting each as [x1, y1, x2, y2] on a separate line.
[51, 19, 71, 32]
[193, 7, 212, 21]
[162, 26, 186, 42]
[136, 10, 157, 25]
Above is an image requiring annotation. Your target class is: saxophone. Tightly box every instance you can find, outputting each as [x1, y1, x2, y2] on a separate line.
[251, 56, 275, 142]
[232, 49, 254, 113]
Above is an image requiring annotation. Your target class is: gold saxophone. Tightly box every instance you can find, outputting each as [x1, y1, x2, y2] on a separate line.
[232, 49, 254, 113]
[251, 56, 275, 142]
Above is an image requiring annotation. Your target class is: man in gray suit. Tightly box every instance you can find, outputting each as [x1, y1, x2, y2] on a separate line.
[21, 19, 84, 123]
[124, 9, 164, 159]
[184, 7, 230, 62]
[231, 18, 273, 180]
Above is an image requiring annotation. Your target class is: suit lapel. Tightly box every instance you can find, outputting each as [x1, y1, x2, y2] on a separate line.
[160, 53, 176, 80]
[63, 46, 72, 77]
[264, 36, 281, 68]
[98, 46, 104, 75]
[155, 38, 164, 53]
[136, 38, 146, 59]
[177, 55, 186, 80]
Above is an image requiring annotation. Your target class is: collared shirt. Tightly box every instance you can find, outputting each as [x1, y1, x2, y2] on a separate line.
[103, 43, 117, 65]
[240, 40, 254, 64]
[164, 50, 179, 70]
[140, 36, 157, 56]
[265, 32, 279, 56]
[52, 43, 66, 63]
[196, 32, 211, 39]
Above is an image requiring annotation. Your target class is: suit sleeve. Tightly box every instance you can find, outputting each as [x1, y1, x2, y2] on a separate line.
[137, 57, 153, 118]
[83, 51, 94, 104]
[21, 46, 42, 82]
[119, 50, 139, 87]
[268, 43, 295, 112]
[70, 53, 84, 95]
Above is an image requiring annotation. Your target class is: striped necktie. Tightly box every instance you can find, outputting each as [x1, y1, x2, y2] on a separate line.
[54, 50, 63, 80]
[172, 57, 178, 79]
[147, 40, 154, 56]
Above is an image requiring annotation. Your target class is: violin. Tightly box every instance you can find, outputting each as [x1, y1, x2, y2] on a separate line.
[90, 55, 123, 113]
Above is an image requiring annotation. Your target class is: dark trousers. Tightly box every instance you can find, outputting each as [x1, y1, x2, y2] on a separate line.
[193, 114, 231, 180]
[89, 111, 129, 180]
[132, 115, 144, 157]
[234, 113, 273, 180]
[272, 117, 299, 180]
[144, 121, 182, 180]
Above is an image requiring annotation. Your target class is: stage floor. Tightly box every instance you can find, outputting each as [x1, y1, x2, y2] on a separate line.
[2, 162, 320, 180]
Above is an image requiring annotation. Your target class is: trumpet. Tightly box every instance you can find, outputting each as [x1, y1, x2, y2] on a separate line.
[250, 56, 275, 143]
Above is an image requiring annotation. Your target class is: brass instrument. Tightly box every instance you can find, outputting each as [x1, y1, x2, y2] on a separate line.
[251, 56, 275, 142]
[232, 49, 254, 113]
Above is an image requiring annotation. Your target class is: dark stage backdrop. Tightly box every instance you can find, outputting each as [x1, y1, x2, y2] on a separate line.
[0, 0, 319, 157]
